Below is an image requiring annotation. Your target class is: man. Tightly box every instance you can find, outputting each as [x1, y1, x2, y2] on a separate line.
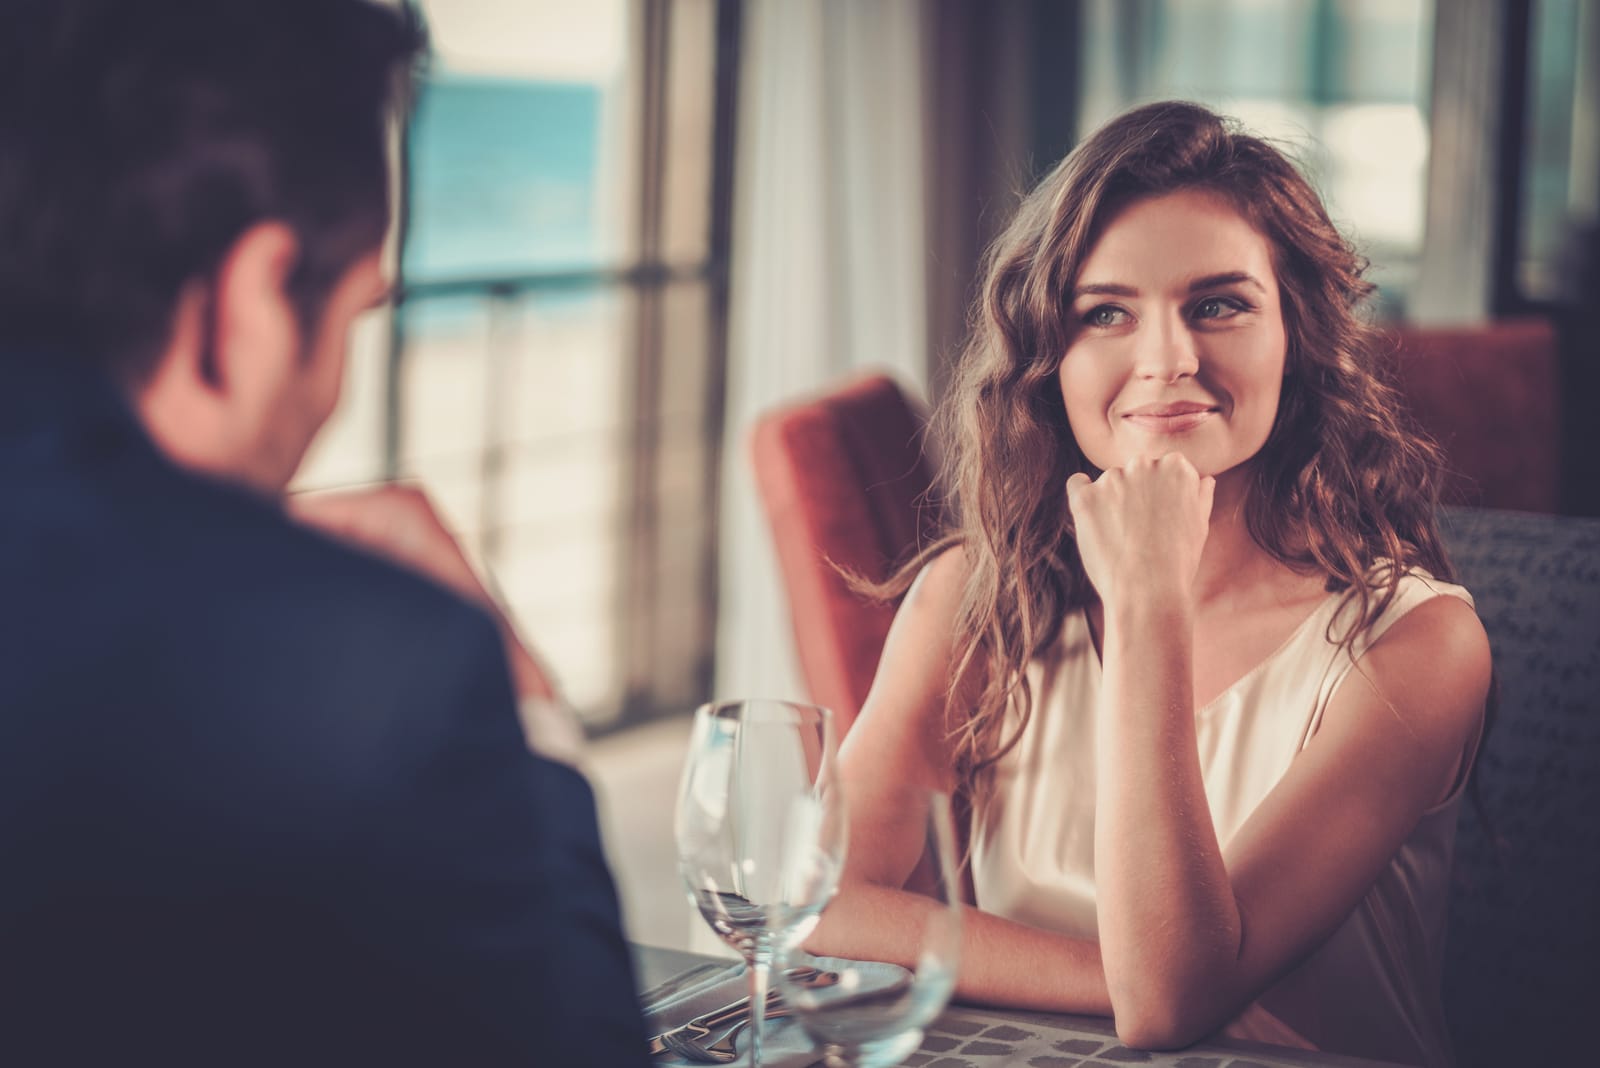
[0, 1, 648, 1062]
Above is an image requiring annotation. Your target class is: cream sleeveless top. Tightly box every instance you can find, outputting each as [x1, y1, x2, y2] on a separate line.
[970, 571, 1479, 1068]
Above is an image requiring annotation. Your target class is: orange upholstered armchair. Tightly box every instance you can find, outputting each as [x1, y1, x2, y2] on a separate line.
[749, 373, 941, 735]
[1384, 317, 1560, 513]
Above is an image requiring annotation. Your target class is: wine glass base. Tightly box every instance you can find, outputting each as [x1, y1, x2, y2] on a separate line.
[820, 1027, 924, 1068]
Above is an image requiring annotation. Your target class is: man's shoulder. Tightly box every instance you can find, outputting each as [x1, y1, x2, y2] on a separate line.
[164, 482, 508, 698]
[130, 464, 488, 634]
[12, 443, 510, 719]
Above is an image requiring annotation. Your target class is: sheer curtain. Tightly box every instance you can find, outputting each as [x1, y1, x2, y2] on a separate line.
[714, 0, 932, 704]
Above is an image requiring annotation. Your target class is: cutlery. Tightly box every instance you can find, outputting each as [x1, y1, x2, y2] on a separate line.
[664, 1002, 797, 1064]
[690, 973, 911, 1061]
[647, 968, 837, 1059]
[685, 974, 911, 1065]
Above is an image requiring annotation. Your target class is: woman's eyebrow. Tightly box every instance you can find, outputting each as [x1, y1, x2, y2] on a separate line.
[1071, 282, 1139, 298]
[1187, 270, 1266, 293]
[1072, 271, 1267, 300]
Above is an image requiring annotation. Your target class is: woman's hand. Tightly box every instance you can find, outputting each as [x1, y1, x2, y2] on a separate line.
[1065, 453, 1214, 611]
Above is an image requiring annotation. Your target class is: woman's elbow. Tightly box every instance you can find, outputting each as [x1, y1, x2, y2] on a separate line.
[1109, 982, 1223, 1051]
[1114, 1010, 1204, 1052]
[1105, 932, 1243, 1048]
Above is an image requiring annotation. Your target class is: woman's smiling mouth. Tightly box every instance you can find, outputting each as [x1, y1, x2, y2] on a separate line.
[1120, 401, 1220, 433]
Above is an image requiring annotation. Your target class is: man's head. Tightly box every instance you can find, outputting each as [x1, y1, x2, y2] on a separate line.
[0, 0, 425, 491]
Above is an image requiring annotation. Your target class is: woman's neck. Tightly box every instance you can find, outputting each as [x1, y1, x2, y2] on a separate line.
[1192, 468, 1301, 610]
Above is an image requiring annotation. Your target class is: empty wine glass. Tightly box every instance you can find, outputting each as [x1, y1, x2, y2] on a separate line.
[774, 785, 962, 1067]
[676, 699, 846, 1067]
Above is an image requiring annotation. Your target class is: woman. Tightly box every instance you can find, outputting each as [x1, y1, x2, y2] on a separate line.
[813, 101, 1490, 1068]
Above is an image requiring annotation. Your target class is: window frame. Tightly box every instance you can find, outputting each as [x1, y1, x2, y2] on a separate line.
[382, 0, 743, 731]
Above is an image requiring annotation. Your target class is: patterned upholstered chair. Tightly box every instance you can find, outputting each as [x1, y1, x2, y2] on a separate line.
[1439, 507, 1600, 1067]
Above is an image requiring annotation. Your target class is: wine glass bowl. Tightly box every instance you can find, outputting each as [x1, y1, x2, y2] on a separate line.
[675, 699, 846, 1066]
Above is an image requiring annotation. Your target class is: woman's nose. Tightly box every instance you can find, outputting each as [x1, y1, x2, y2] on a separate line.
[1134, 315, 1200, 382]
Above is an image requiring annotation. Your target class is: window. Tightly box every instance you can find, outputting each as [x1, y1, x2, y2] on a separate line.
[297, 0, 737, 729]
[1517, 0, 1598, 303]
[1077, 0, 1435, 315]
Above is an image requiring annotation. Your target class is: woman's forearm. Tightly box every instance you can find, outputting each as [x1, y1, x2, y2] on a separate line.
[805, 881, 1112, 1015]
[1093, 597, 1242, 1044]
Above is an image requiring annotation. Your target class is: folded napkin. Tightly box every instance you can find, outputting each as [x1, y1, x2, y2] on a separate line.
[642, 955, 911, 1067]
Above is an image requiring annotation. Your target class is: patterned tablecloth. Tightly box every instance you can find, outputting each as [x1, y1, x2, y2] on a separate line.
[633, 945, 1408, 1068]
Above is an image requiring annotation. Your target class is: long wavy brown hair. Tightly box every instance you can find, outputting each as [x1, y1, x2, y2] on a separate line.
[895, 100, 1456, 804]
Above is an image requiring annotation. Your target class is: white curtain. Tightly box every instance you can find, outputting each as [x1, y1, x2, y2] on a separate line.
[714, 0, 932, 704]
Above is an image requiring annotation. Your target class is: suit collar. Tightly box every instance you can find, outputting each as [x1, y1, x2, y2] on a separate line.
[0, 346, 149, 454]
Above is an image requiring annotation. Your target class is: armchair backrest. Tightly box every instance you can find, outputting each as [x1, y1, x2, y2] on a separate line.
[1386, 318, 1560, 513]
[749, 373, 941, 736]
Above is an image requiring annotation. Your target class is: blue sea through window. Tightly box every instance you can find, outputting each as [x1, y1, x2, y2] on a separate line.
[405, 74, 607, 283]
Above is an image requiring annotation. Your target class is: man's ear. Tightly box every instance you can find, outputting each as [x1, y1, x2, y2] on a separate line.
[132, 221, 304, 484]
[210, 221, 302, 396]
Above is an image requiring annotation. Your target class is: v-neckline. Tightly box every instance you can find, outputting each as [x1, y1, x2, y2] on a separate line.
[1080, 589, 1339, 715]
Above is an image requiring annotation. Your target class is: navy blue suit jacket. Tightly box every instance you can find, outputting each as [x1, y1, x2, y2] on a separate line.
[0, 351, 649, 1065]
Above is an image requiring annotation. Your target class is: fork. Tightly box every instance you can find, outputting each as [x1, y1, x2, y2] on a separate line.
[649, 970, 816, 1058]
[705, 1003, 797, 1061]
[661, 1003, 796, 1064]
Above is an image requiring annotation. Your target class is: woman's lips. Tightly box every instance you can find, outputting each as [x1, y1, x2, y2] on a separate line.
[1120, 403, 1219, 433]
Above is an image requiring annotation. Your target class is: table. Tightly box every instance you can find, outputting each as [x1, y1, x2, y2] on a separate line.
[634, 945, 1410, 1068]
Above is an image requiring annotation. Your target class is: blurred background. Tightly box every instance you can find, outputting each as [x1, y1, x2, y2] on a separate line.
[292, 0, 1598, 947]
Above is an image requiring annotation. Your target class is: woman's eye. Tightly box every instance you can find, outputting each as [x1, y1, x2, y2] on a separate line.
[1192, 296, 1247, 321]
[1083, 305, 1129, 327]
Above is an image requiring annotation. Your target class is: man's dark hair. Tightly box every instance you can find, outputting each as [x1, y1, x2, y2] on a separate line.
[0, 0, 426, 379]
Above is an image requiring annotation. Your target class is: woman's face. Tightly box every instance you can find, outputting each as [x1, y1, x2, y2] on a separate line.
[1057, 189, 1288, 482]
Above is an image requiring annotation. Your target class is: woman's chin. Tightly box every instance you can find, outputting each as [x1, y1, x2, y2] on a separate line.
[1095, 443, 1214, 473]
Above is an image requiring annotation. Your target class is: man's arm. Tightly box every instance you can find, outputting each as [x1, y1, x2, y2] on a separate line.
[338, 606, 648, 1066]
[288, 484, 558, 702]
[289, 484, 594, 765]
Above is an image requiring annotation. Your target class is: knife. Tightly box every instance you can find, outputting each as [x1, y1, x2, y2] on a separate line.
[646, 967, 836, 1057]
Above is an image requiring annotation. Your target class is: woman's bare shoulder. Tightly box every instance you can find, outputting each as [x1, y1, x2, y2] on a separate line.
[900, 544, 970, 619]
[1331, 590, 1490, 804]
[1362, 591, 1490, 724]
[843, 545, 976, 784]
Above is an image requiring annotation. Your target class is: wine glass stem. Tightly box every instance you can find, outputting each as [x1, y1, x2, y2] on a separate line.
[747, 956, 771, 1067]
